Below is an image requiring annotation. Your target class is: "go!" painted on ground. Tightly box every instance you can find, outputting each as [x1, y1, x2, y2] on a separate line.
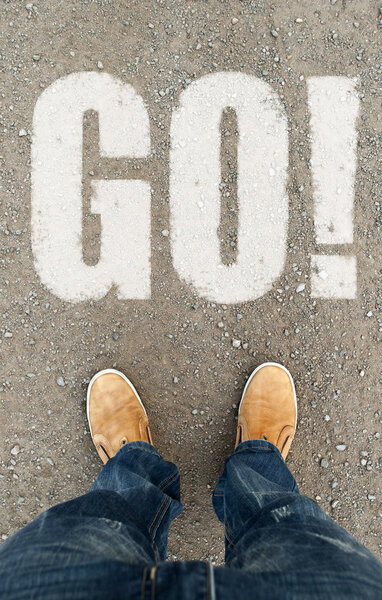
[31, 72, 359, 303]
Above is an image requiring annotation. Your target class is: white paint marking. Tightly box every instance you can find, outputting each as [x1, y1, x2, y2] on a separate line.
[91, 180, 151, 299]
[31, 72, 151, 302]
[308, 76, 359, 298]
[170, 72, 288, 304]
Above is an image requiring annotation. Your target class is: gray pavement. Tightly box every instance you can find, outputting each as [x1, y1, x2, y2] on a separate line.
[0, 0, 381, 562]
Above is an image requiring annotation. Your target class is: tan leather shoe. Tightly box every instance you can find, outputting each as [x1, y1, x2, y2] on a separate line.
[236, 362, 297, 460]
[87, 369, 153, 464]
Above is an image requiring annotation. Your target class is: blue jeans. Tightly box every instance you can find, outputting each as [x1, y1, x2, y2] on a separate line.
[0, 440, 381, 599]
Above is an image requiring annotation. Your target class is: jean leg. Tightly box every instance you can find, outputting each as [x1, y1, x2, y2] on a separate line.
[0, 442, 183, 599]
[213, 440, 382, 594]
[90, 441, 183, 560]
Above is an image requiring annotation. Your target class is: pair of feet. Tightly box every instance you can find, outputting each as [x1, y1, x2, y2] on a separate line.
[87, 363, 297, 464]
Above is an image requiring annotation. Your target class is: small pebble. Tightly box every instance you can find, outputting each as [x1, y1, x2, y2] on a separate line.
[161, 229, 169, 237]
[232, 339, 241, 348]
[18, 129, 27, 137]
[231, 17, 238, 25]
[320, 458, 329, 468]
[191, 409, 198, 415]
[11, 445, 20, 456]
[335, 444, 347, 452]
[56, 376, 65, 387]
[296, 283, 305, 293]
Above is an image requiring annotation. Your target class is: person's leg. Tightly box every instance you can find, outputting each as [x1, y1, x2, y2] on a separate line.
[213, 363, 382, 598]
[0, 370, 183, 599]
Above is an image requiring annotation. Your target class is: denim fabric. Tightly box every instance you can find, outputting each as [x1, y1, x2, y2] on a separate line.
[0, 439, 381, 599]
[213, 440, 382, 597]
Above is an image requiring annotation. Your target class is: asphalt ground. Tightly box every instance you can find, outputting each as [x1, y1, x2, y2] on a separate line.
[0, 0, 381, 562]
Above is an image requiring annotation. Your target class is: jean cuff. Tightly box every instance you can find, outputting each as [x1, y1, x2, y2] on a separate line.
[115, 440, 160, 458]
[233, 438, 284, 461]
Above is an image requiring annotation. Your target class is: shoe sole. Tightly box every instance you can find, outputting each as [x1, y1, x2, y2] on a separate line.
[238, 362, 298, 424]
[86, 368, 147, 439]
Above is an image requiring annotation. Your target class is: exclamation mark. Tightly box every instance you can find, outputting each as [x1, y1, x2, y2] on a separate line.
[308, 77, 359, 299]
